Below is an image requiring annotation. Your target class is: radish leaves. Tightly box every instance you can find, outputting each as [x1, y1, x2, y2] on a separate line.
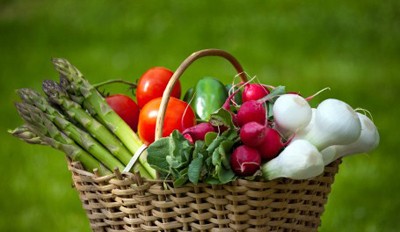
[147, 109, 238, 186]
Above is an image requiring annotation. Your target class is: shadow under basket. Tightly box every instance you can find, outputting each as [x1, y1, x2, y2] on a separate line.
[68, 159, 341, 232]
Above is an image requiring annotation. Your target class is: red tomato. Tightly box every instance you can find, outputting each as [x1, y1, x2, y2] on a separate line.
[138, 97, 196, 145]
[136, 67, 181, 108]
[106, 94, 140, 131]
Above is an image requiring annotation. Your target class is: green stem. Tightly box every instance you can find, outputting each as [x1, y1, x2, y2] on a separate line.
[51, 114, 125, 171]
[43, 136, 111, 175]
[93, 79, 137, 89]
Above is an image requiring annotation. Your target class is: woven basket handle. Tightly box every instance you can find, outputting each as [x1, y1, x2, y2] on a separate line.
[155, 48, 248, 141]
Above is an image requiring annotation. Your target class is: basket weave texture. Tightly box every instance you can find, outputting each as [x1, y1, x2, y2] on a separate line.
[69, 159, 341, 232]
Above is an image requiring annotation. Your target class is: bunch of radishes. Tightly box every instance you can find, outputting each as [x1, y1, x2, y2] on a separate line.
[229, 83, 286, 177]
[184, 81, 380, 181]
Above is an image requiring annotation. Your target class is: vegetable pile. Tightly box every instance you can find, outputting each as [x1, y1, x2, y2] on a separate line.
[146, 77, 380, 186]
[9, 58, 380, 187]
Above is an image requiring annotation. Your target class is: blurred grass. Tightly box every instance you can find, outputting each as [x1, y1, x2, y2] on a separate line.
[1, 0, 399, 231]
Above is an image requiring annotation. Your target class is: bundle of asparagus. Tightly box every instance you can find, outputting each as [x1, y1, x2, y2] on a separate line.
[9, 58, 156, 178]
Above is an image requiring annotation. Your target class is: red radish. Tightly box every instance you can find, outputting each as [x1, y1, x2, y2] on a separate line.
[106, 94, 140, 131]
[236, 100, 267, 127]
[182, 122, 215, 143]
[232, 114, 239, 127]
[257, 127, 284, 160]
[183, 133, 194, 144]
[242, 83, 270, 102]
[240, 122, 266, 147]
[222, 85, 243, 111]
[230, 145, 261, 176]
[220, 87, 242, 127]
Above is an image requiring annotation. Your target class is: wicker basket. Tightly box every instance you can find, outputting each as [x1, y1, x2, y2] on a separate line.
[68, 49, 342, 232]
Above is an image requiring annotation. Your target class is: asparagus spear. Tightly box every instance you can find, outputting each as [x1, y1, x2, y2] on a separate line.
[14, 102, 110, 175]
[17, 88, 125, 171]
[52, 58, 156, 179]
[59, 74, 154, 178]
[42, 81, 130, 161]
[59, 75, 99, 120]
[8, 125, 45, 145]
[42, 80, 152, 177]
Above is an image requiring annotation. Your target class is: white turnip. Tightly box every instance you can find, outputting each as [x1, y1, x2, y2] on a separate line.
[273, 94, 312, 138]
[262, 139, 324, 180]
[294, 98, 361, 150]
[321, 112, 380, 165]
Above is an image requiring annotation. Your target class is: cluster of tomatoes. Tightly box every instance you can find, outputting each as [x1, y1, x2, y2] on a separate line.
[105, 67, 196, 145]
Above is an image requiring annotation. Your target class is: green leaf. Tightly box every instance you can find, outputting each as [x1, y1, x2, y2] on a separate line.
[147, 137, 170, 174]
[166, 155, 182, 169]
[205, 155, 212, 168]
[211, 148, 221, 166]
[204, 132, 218, 146]
[205, 177, 220, 185]
[148, 121, 238, 186]
[167, 130, 193, 169]
[267, 85, 286, 103]
[265, 85, 286, 120]
[267, 102, 274, 120]
[193, 140, 206, 159]
[217, 166, 235, 184]
[219, 140, 234, 169]
[188, 154, 203, 185]
[174, 173, 188, 187]
[206, 135, 225, 153]
[209, 108, 235, 128]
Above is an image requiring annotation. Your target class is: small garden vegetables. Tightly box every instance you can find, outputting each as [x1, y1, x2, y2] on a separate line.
[136, 67, 181, 108]
[321, 112, 380, 165]
[273, 94, 312, 138]
[189, 77, 228, 121]
[146, 77, 379, 185]
[10, 55, 380, 188]
[294, 98, 362, 150]
[236, 100, 267, 126]
[106, 94, 140, 132]
[242, 83, 270, 102]
[262, 140, 324, 180]
[230, 145, 261, 176]
[138, 97, 196, 145]
[239, 122, 266, 147]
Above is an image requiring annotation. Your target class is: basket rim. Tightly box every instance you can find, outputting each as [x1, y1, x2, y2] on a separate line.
[69, 158, 342, 186]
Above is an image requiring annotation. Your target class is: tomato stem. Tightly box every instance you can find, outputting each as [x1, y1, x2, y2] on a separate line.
[93, 79, 137, 89]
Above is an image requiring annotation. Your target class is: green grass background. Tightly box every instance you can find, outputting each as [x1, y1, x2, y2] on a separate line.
[1, 0, 399, 231]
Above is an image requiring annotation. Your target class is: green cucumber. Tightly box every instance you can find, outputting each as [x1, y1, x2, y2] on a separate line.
[183, 87, 195, 103]
[191, 77, 228, 121]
